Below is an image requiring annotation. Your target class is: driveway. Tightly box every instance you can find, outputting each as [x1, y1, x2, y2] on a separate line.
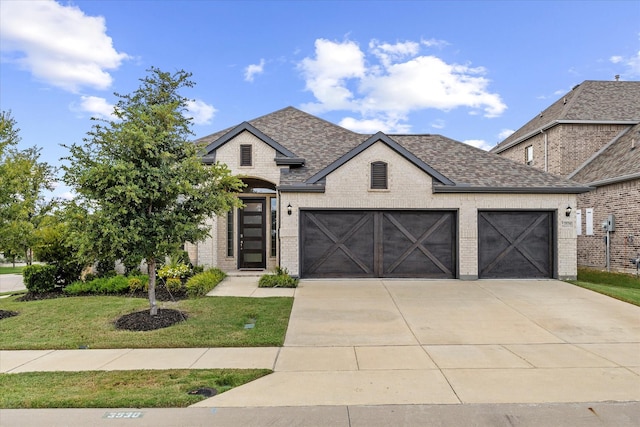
[196, 279, 640, 407]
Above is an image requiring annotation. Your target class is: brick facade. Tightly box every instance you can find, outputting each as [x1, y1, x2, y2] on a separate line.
[498, 124, 628, 177]
[496, 124, 638, 274]
[576, 180, 640, 274]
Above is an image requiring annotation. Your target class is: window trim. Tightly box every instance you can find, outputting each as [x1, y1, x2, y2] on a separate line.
[525, 145, 534, 165]
[226, 209, 234, 257]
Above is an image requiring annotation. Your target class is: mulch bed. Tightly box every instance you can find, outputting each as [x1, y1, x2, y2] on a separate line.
[0, 310, 19, 320]
[114, 308, 188, 331]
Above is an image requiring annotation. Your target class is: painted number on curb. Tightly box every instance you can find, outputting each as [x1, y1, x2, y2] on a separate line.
[103, 411, 144, 419]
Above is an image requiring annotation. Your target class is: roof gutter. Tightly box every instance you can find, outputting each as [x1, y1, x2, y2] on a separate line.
[583, 172, 640, 187]
[432, 185, 593, 194]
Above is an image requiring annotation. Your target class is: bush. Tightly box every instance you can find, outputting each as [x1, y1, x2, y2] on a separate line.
[158, 263, 191, 280]
[164, 277, 183, 293]
[185, 268, 226, 298]
[64, 275, 131, 295]
[128, 275, 149, 292]
[23, 264, 57, 293]
[259, 267, 298, 288]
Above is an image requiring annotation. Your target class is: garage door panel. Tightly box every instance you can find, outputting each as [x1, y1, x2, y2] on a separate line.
[301, 210, 456, 278]
[301, 211, 375, 277]
[478, 211, 553, 279]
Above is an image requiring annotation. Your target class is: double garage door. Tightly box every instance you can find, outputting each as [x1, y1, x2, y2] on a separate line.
[300, 209, 554, 279]
[301, 210, 457, 278]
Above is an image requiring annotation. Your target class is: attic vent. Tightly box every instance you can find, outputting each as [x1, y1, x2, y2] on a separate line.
[371, 161, 388, 189]
[240, 144, 252, 166]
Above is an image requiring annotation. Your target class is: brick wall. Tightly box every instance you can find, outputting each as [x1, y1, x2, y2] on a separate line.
[577, 179, 640, 274]
[498, 124, 627, 177]
[279, 142, 578, 279]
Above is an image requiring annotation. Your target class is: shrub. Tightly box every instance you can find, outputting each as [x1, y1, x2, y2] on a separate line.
[259, 267, 299, 288]
[23, 264, 57, 293]
[158, 263, 191, 280]
[185, 268, 226, 298]
[164, 277, 183, 293]
[128, 275, 149, 292]
[64, 275, 131, 295]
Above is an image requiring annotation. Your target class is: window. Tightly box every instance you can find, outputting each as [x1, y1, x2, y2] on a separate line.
[525, 145, 533, 165]
[371, 161, 388, 189]
[227, 210, 234, 257]
[270, 198, 277, 257]
[240, 144, 252, 166]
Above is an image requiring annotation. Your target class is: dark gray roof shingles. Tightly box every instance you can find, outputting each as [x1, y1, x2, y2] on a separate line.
[197, 106, 589, 192]
[493, 80, 640, 152]
[572, 123, 640, 184]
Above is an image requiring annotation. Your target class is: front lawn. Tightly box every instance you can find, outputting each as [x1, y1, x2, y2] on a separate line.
[0, 295, 293, 349]
[568, 268, 640, 306]
[0, 369, 270, 408]
[0, 266, 24, 275]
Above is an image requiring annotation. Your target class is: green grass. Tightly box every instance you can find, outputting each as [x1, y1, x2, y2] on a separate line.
[568, 268, 640, 306]
[0, 295, 293, 349]
[0, 369, 270, 408]
[0, 266, 24, 275]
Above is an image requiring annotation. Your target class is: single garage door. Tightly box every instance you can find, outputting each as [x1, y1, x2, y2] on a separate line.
[301, 210, 456, 278]
[478, 211, 554, 279]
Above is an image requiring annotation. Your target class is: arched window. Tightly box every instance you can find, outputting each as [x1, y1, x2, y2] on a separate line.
[371, 161, 388, 189]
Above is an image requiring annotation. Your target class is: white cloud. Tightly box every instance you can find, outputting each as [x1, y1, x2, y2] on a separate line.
[609, 55, 623, 64]
[244, 59, 265, 82]
[339, 115, 411, 134]
[498, 128, 515, 140]
[76, 96, 115, 119]
[430, 119, 446, 130]
[185, 99, 217, 125]
[463, 139, 492, 151]
[298, 38, 366, 112]
[298, 38, 506, 129]
[0, 0, 128, 92]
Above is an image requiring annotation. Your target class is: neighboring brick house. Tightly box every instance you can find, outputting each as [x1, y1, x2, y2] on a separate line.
[189, 107, 590, 280]
[492, 80, 640, 274]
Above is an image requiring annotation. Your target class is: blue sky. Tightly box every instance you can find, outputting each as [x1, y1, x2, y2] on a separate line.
[1, 0, 639, 199]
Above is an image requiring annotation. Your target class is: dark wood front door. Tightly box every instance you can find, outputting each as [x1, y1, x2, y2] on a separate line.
[478, 211, 554, 278]
[239, 199, 266, 269]
[301, 210, 456, 278]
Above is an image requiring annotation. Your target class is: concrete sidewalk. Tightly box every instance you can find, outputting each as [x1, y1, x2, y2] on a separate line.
[2, 402, 640, 427]
[0, 274, 25, 293]
[2, 278, 639, 410]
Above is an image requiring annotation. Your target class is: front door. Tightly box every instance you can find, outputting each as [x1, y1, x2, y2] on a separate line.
[238, 199, 266, 269]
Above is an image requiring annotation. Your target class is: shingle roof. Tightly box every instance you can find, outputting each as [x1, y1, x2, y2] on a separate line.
[197, 106, 590, 193]
[492, 80, 640, 153]
[570, 123, 640, 185]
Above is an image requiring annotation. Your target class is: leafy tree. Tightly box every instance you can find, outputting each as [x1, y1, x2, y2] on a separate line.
[63, 68, 244, 315]
[0, 111, 57, 264]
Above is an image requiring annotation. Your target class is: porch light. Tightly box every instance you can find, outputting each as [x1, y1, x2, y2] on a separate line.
[565, 206, 572, 217]
[287, 203, 292, 216]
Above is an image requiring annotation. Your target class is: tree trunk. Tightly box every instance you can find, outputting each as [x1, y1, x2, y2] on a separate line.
[148, 258, 158, 316]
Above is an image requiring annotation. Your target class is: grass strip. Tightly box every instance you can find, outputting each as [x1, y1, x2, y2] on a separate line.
[0, 266, 24, 275]
[0, 295, 293, 349]
[0, 369, 270, 408]
[567, 268, 640, 306]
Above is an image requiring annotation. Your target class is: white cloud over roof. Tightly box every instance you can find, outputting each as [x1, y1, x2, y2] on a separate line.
[298, 38, 506, 131]
[0, 0, 128, 92]
[244, 59, 266, 82]
[185, 99, 217, 125]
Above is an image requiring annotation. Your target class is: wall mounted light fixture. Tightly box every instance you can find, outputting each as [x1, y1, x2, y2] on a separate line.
[287, 203, 292, 216]
[565, 206, 572, 217]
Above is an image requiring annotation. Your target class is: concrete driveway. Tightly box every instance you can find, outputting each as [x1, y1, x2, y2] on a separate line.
[197, 279, 640, 407]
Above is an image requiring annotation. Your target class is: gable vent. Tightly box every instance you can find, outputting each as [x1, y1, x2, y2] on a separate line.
[371, 161, 388, 189]
[240, 144, 252, 166]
